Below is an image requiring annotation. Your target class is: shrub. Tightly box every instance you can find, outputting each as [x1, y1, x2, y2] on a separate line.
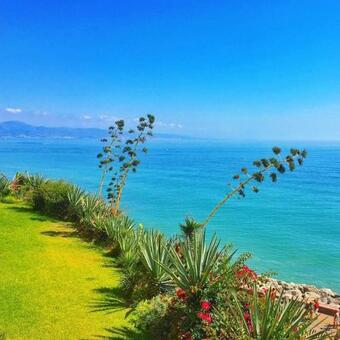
[130, 295, 178, 339]
[31, 180, 73, 219]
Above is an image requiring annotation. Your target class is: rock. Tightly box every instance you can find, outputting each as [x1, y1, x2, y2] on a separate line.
[320, 288, 336, 297]
[305, 292, 321, 302]
[284, 293, 293, 300]
[301, 285, 320, 294]
[256, 277, 339, 305]
[320, 296, 328, 303]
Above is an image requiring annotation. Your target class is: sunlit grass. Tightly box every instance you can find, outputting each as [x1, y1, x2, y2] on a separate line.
[0, 201, 139, 339]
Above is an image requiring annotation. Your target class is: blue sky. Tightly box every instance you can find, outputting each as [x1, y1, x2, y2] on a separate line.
[0, 0, 340, 140]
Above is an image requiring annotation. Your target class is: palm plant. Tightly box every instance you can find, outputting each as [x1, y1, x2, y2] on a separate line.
[160, 230, 221, 295]
[231, 286, 327, 339]
[139, 230, 174, 295]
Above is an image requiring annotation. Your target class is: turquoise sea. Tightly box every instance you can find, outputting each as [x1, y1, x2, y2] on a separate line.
[0, 138, 339, 291]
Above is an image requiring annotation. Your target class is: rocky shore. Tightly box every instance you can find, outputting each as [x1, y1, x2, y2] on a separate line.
[260, 278, 340, 307]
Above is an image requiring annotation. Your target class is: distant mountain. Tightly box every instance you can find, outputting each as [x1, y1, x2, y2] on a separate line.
[0, 121, 105, 138]
[0, 121, 192, 140]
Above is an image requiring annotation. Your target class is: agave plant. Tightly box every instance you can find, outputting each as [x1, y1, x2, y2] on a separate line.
[160, 230, 221, 295]
[8, 171, 28, 195]
[26, 173, 47, 190]
[66, 185, 85, 221]
[116, 226, 144, 266]
[180, 217, 203, 239]
[77, 194, 109, 230]
[139, 230, 174, 295]
[231, 286, 327, 339]
[104, 215, 136, 243]
[0, 173, 10, 198]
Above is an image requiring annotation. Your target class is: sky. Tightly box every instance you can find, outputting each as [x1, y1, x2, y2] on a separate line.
[0, 0, 340, 140]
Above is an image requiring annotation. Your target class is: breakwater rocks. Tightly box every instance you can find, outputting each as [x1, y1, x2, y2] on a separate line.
[260, 278, 340, 306]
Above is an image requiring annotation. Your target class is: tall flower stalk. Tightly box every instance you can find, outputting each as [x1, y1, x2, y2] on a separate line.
[97, 115, 155, 215]
[202, 147, 307, 227]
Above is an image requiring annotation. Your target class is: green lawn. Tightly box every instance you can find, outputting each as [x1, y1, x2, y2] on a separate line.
[0, 200, 138, 339]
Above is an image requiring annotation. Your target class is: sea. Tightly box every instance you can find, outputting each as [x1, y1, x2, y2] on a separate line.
[0, 137, 339, 291]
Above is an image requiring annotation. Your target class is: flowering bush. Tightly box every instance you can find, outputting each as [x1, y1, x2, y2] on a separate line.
[130, 295, 179, 338]
[236, 265, 258, 283]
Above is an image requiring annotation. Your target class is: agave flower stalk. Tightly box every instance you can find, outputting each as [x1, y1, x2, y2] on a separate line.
[97, 114, 155, 215]
[202, 147, 307, 227]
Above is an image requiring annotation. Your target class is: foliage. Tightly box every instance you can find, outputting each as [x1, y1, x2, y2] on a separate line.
[31, 180, 73, 219]
[97, 114, 155, 214]
[160, 230, 221, 296]
[66, 185, 85, 221]
[139, 230, 173, 296]
[231, 286, 327, 339]
[9, 172, 47, 201]
[104, 215, 136, 245]
[130, 295, 177, 339]
[180, 217, 203, 239]
[0, 173, 10, 199]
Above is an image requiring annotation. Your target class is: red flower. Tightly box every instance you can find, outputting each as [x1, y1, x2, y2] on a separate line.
[244, 311, 254, 333]
[201, 300, 211, 311]
[270, 289, 276, 300]
[244, 311, 251, 321]
[236, 265, 258, 281]
[197, 312, 212, 324]
[176, 288, 187, 299]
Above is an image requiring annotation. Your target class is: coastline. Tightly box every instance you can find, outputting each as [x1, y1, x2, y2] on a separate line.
[261, 277, 340, 308]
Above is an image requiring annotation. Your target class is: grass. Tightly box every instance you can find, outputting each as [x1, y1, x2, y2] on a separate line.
[0, 200, 140, 339]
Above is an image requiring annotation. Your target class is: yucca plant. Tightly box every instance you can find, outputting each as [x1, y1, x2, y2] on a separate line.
[160, 230, 221, 296]
[231, 286, 327, 339]
[139, 230, 174, 295]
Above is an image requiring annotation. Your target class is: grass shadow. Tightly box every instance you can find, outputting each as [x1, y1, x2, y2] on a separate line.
[90, 287, 128, 314]
[31, 216, 48, 222]
[7, 205, 34, 214]
[7, 205, 58, 223]
[41, 230, 79, 238]
[93, 326, 146, 340]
